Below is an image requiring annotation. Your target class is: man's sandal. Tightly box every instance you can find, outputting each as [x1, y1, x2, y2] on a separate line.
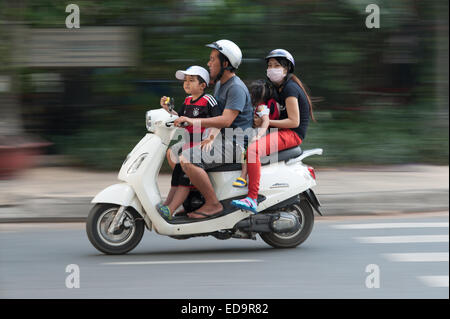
[188, 211, 222, 219]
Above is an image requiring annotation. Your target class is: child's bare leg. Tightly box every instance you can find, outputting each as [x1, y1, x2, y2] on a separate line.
[167, 187, 191, 215]
[240, 162, 248, 180]
[166, 149, 176, 170]
[164, 186, 177, 205]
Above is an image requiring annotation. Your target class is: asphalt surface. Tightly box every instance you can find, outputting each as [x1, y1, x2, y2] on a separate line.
[1, 211, 448, 299]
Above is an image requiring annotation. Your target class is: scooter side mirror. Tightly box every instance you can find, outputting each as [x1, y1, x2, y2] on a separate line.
[167, 97, 175, 114]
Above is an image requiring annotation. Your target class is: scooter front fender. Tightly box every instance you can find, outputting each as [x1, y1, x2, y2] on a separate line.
[91, 183, 145, 220]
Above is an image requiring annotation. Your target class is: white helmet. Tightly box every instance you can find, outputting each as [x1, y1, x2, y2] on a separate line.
[175, 65, 210, 86]
[206, 39, 242, 69]
[265, 49, 295, 73]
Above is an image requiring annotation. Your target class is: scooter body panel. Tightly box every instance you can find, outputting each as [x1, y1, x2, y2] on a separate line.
[91, 183, 150, 226]
[209, 161, 316, 211]
[259, 161, 316, 210]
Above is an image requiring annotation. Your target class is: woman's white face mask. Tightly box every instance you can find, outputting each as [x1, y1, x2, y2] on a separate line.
[267, 67, 286, 84]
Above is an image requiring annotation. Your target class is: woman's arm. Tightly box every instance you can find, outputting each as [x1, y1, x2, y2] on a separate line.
[269, 96, 300, 129]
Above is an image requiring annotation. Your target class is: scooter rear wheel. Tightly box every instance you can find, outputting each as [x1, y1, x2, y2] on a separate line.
[86, 203, 145, 255]
[260, 200, 314, 248]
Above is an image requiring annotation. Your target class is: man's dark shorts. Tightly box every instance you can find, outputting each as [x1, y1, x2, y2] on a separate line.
[180, 135, 245, 171]
[171, 163, 193, 187]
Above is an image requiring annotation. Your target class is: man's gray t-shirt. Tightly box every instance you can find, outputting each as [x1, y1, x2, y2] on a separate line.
[213, 75, 253, 146]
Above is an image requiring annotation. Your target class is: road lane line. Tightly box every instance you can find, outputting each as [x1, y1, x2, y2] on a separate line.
[333, 222, 449, 229]
[102, 259, 263, 266]
[417, 276, 449, 288]
[355, 235, 449, 244]
[383, 252, 449, 262]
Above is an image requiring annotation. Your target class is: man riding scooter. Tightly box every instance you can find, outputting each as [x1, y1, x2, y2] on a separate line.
[174, 39, 254, 220]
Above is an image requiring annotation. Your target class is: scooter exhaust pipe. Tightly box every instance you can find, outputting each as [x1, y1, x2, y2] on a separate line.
[235, 212, 300, 234]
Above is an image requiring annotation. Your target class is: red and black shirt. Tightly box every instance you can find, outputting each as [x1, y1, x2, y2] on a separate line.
[178, 94, 221, 145]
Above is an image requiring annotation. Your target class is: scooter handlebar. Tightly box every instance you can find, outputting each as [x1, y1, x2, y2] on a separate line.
[165, 120, 189, 128]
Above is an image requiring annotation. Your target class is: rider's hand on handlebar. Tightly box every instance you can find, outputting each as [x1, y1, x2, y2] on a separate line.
[174, 116, 193, 127]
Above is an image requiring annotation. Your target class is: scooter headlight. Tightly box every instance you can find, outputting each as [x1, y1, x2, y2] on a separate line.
[127, 153, 148, 174]
[146, 111, 154, 132]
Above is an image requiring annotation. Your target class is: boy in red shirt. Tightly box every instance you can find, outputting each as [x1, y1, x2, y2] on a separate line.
[158, 66, 221, 220]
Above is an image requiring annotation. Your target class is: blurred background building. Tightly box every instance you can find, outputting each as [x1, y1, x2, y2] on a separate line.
[0, 0, 448, 176]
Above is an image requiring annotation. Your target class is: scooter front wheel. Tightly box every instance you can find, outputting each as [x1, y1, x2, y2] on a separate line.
[86, 203, 145, 255]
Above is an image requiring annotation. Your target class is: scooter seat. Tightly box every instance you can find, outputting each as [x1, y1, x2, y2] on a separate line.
[206, 146, 303, 172]
[261, 145, 303, 166]
[207, 163, 242, 172]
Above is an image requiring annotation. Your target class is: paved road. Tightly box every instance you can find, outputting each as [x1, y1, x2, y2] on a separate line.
[0, 212, 448, 299]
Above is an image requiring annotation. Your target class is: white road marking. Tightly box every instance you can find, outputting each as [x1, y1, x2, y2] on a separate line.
[417, 276, 449, 288]
[102, 259, 263, 266]
[383, 252, 449, 262]
[0, 223, 85, 231]
[333, 222, 449, 229]
[355, 235, 449, 244]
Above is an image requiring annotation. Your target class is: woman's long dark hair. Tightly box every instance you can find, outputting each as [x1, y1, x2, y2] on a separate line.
[273, 58, 316, 122]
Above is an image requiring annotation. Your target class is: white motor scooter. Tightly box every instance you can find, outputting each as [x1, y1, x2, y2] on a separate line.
[86, 105, 323, 255]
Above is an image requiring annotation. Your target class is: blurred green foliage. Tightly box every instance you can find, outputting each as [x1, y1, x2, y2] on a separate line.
[1, 0, 448, 170]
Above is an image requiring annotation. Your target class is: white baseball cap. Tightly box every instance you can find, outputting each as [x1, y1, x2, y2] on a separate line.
[175, 65, 210, 86]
